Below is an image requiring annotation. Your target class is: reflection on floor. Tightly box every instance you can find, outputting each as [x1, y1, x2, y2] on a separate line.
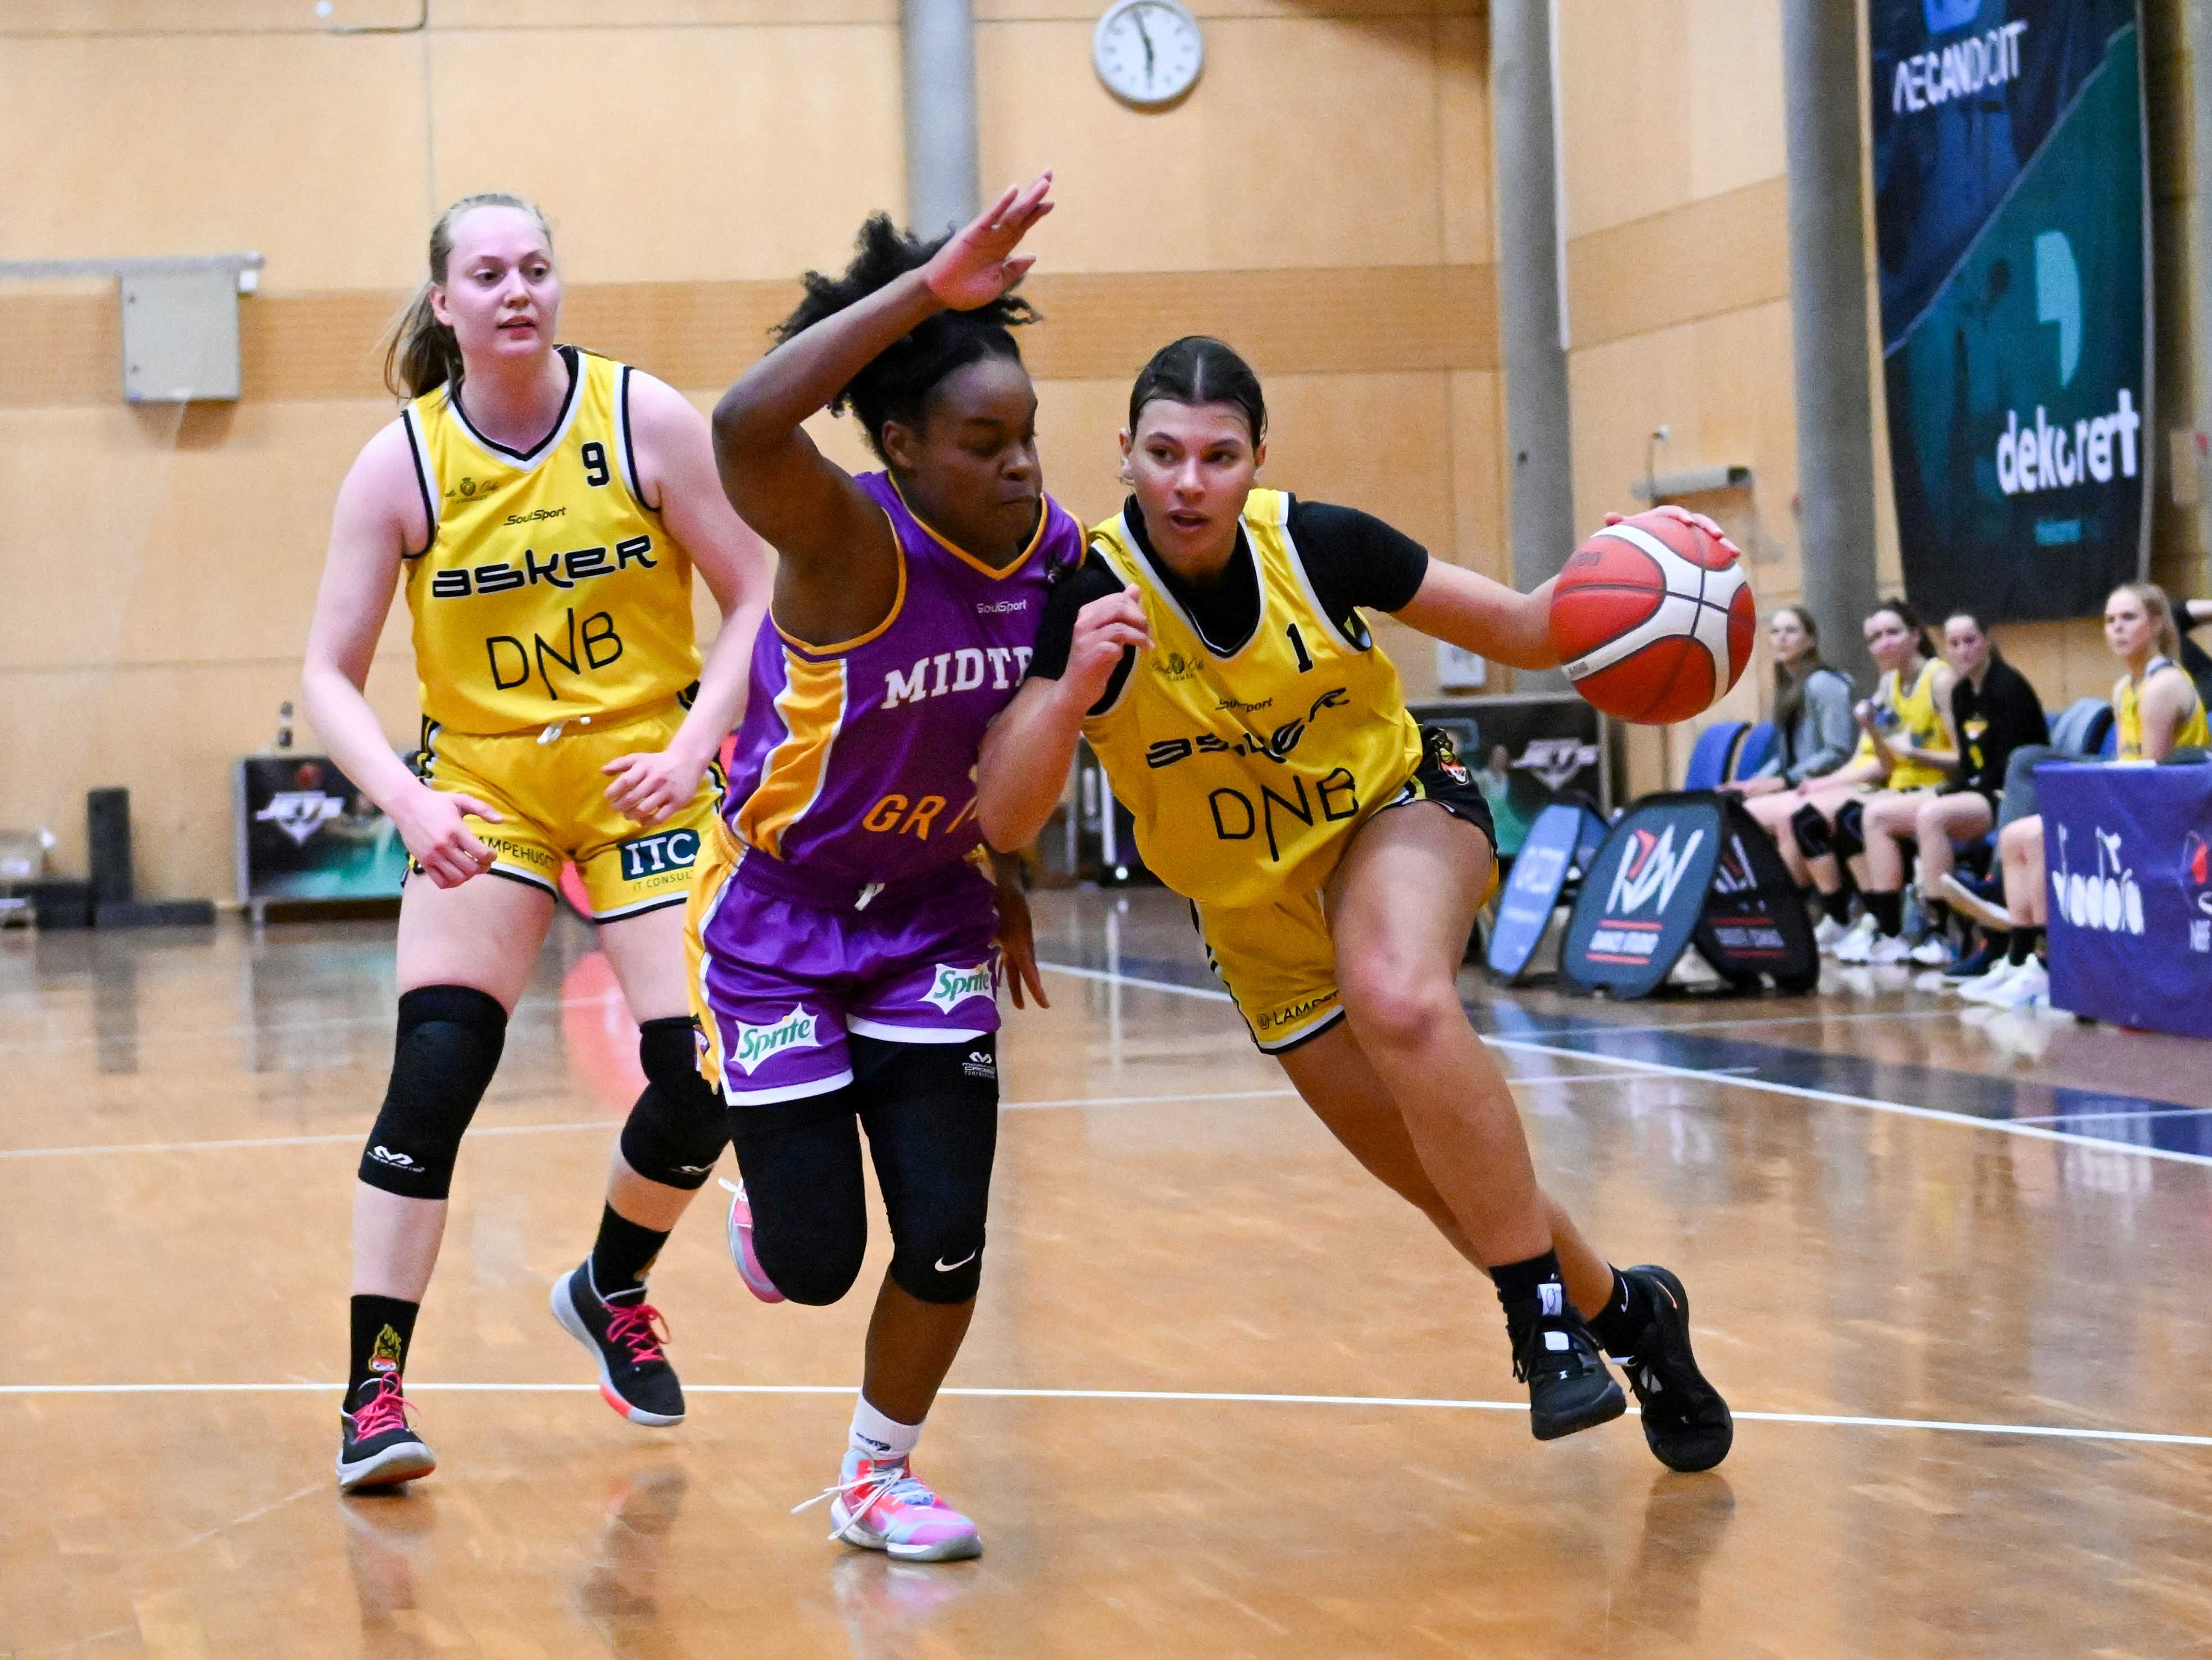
[3, 887, 2209, 1657]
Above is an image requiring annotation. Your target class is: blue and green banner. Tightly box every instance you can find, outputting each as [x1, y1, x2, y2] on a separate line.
[1872, 0, 2149, 623]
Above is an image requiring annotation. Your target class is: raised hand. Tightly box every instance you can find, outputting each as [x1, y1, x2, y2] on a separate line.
[1605, 505, 1743, 563]
[922, 173, 1056, 311]
[1063, 588, 1152, 710]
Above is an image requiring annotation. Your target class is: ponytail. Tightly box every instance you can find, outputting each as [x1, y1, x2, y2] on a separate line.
[379, 191, 552, 400]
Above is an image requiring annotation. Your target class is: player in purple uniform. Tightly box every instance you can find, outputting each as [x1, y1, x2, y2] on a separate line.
[691, 175, 1077, 1562]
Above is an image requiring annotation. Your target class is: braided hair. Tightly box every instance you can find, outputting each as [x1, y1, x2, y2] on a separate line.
[776, 214, 1041, 464]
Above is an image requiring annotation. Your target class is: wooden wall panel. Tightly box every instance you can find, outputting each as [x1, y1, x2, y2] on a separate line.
[1436, 14, 1494, 266]
[0, 267, 1498, 409]
[9, 0, 421, 32]
[0, 402, 401, 671]
[429, 1, 894, 24]
[978, 18, 1450, 272]
[426, 25, 904, 284]
[1564, 177, 1790, 350]
[1557, 0, 1785, 239]
[0, 34, 429, 291]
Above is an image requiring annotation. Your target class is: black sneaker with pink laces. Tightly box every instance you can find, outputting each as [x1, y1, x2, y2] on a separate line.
[337, 1372, 437, 1492]
[551, 1262, 685, 1427]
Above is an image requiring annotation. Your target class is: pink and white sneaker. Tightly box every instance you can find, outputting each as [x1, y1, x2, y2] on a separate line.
[799, 1453, 982, 1562]
[719, 1178, 784, 1304]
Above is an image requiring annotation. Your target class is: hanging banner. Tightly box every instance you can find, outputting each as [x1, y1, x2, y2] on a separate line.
[1871, 0, 2149, 624]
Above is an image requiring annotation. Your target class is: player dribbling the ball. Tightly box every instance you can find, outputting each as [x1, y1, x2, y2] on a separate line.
[976, 337, 1733, 1469]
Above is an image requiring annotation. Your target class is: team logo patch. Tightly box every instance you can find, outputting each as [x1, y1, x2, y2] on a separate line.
[254, 791, 344, 847]
[727, 1006, 821, 1075]
[921, 963, 995, 1014]
[618, 828, 700, 883]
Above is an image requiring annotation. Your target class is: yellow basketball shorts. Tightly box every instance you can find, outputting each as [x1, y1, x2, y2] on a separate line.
[411, 699, 724, 922]
[1192, 727, 1497, 1053]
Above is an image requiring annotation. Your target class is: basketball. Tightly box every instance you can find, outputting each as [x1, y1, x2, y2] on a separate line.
[1548, 510, 1756, 725]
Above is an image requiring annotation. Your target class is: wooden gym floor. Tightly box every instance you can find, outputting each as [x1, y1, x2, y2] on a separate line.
[4, 887, 2210, 1657]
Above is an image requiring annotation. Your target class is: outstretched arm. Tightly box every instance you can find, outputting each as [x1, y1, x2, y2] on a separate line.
[301, 422, 502, 889]
[711, 175, 1055, 646]
[1391, 564, 1559, 669]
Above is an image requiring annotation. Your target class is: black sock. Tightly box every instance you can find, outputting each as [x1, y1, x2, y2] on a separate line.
[2007, 926, 2042, 967]
[1868, 891, 1904, 937]
[348, 1295, 419, 1402]
[1583, 1268, 1648, 1355]
[1491, 1249, 1568, 1325]
[1978, 928, 2010, 961]
[589, 1204, 670, 1299]
[1820, 890, 1853, 925]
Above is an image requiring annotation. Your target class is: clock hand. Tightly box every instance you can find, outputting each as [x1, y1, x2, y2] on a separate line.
[1133, 8, 1156, 83]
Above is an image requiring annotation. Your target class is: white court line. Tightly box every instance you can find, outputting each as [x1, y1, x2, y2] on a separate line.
[1532, 1008, 1958, 1038]
[0, 1378, 2202, 1449]
[1038, 962, 2212, 1171]
[0, 1088, 1309, 1161]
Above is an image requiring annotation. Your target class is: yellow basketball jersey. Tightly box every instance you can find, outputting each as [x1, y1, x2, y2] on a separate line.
[1850, 659, 1948, 788]
[401, 348, 701, 735]
[1083, 489, 1424, 911]
[2115, 657, 2209, 759]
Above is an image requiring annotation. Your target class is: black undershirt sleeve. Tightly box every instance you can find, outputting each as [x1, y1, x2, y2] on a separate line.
[1286, 500, 1431, 629]
[1025, 554, 1123, 681]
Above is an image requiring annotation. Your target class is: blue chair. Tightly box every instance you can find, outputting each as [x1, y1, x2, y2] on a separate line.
[2048, 697, 2113, 758]
[1729, 722, 1778, 782]
[1682, 721, 1747, 791]
[2098, 718, 2120, 760]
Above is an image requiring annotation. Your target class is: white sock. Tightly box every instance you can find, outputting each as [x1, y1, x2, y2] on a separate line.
[849, 1394, 922, 1466]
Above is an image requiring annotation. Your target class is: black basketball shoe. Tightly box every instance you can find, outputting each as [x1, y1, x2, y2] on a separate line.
[551, 1262, 685, 1427]
[1511, 1286, 1627, 1441]
[1608, 1265, 1733, 1472]
[337, 1373, 437, 1492]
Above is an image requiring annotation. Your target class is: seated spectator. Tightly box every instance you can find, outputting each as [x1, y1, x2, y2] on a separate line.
[1843, 612, 2045, 968]
[2177, 596, 2212, 713]
[1959, 583, 2209, 1010]
[1756, 600, 1954, 954]
[1725, 604, 1856, 801]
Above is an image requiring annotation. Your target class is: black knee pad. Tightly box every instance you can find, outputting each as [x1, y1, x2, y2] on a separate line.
[1789, 803, 1833, 860]
[618, 1017, 728, 1190]
[863, 1038, 1000, 1307]
[753, 1206, 869, 1307]
[1831, 799, 1868, 860]
[358, 985, 507, 1199]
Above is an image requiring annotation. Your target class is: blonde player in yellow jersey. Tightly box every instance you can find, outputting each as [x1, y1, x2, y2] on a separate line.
[302, 194, 772, 1491]
[1973, 582, 2210, 1010]
[976, 337, 1731, 1471]
[1760, 600, 1955, 959]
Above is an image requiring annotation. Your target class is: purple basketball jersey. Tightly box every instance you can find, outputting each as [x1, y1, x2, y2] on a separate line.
[723, 473, 1075, 886]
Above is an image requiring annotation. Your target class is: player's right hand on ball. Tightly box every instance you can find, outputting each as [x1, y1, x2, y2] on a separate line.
[1062, 589, 1152, 709]
[397, 786, 502, 888]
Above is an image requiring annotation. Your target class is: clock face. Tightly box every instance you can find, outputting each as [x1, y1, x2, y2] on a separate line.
[1093, 1, 1203, 108]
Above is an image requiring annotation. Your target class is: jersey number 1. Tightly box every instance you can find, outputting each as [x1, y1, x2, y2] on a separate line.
[1286, 623, 1314, 674]
[582, 441, 611, 488]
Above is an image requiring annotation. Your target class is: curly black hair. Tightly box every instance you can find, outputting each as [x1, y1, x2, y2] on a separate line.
[775, 214, 1041, 463]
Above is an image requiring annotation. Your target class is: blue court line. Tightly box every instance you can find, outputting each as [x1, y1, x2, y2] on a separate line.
[1041, 955, 2212, 1163]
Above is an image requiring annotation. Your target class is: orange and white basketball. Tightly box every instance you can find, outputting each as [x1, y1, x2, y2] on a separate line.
[1548, 510, 1755, 725]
